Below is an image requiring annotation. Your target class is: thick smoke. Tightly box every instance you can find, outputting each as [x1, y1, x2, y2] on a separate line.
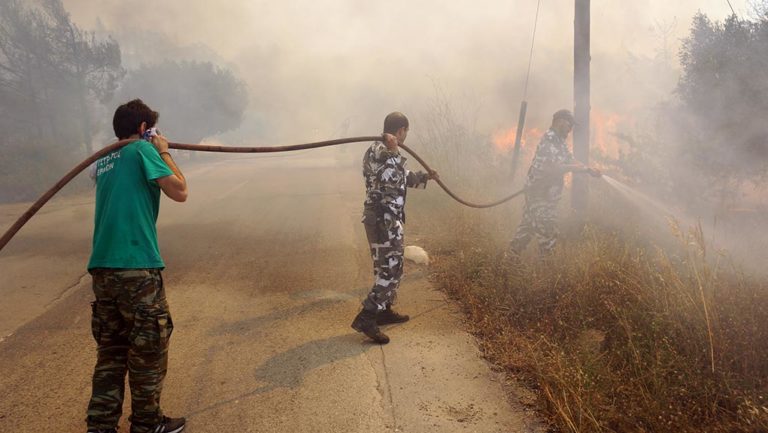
[62, 0, 744, 141]
[49, 0, 768, 271]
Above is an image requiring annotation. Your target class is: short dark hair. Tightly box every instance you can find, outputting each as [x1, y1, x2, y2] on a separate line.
[383, 112, 409, 134]
[113, 99, 159, 139]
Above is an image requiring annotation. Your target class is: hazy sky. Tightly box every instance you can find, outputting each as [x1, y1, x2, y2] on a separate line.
[63, 0, 749, 140]
[64, 1, 745, 58]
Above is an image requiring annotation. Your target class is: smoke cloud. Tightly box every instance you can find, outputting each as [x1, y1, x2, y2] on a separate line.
[62, 0, 745, 141]
[55, 0, 768, 270]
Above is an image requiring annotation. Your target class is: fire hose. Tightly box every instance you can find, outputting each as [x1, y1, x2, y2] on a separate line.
[0, 135, 526, 252]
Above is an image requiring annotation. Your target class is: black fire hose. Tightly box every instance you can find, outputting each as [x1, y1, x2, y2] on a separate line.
[0, 135, 526, 252]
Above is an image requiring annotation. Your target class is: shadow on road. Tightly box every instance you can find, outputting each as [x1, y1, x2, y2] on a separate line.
[187, 333, 372, 418]
[186, 291, 448, 420]
[207, 298, 345, 337]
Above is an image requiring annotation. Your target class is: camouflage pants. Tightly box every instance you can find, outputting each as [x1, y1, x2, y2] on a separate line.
[509, 198, 559, 255]
[362, 215, 404, 312]
[86, 268, 174, 433]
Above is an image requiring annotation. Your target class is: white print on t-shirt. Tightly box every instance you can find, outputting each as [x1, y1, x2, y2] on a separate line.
[95, 151, 121, 177]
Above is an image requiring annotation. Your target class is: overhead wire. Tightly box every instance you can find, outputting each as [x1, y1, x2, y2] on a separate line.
[510, 0, 544, 177]
[523, 0, 543, 100]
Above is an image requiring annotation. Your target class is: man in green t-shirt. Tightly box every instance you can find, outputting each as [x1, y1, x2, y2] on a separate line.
[86, 99, 188, 433]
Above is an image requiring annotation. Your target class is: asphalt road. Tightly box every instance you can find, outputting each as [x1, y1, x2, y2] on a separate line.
[0, 153, 543, 432]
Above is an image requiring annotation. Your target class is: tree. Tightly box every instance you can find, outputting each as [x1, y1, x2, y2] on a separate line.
[677, 13, 768, 184]
[601, 12, 768, 211]
[116, 61, 248, 144]
[0, 0, 124, 201]
[0, 0, 123, 152]
[42, 0, 124, 154]
[748, 0, 768, 21]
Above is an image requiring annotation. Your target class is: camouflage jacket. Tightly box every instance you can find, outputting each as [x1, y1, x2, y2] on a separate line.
[524, 129, 575, 202]
[362, 141, 428, 228]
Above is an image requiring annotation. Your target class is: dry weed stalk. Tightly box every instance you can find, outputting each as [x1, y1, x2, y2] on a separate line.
[421, 210, 768, 433]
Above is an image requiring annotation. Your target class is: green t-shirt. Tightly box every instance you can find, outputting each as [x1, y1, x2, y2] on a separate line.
[88, 139, 174, 270]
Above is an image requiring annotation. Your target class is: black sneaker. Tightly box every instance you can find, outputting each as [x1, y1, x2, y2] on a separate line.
[351, 309, 390, 344]
[376, 307, 410, 325]
[132, 416, 186, 433]
[87, 429, 117, 433]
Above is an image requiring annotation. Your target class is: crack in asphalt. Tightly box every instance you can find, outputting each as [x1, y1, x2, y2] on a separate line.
[363, 345, 398, 431]
[362, 348, 385, 419]
[44, 271, 89, 309]
[379, 345, 400, 432]
[0, 272, 89, 344]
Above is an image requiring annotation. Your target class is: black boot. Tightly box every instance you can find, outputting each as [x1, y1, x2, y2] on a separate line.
[377, 306, 410, 325]
[351, 309, 390, 344]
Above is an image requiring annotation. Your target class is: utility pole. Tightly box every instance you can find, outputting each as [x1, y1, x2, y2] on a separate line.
[573, 0, 590, 211]
[510, 100, 527, 179]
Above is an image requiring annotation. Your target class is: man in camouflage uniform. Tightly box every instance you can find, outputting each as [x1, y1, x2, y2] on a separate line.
[351, 112, 438, 344]
[508, 109, 601, 256]
[86, 99, 188, 433]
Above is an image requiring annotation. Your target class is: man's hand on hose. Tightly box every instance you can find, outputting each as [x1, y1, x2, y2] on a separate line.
[587, 167, 602, 178]
[151, 134, 170, 154]
[557, 163, 601, 178]
[428, 169, 440, 181]
[383, 133, 399, 151]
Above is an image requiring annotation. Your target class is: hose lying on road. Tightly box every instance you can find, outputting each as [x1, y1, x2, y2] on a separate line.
[0, 135, 526, 252]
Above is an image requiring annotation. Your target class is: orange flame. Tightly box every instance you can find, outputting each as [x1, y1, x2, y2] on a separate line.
[591, 109, 629, 159]
[492, 109, 633, 163]
[492, 126, 544, 153]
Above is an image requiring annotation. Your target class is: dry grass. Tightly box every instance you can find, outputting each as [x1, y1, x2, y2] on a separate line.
[415, 209, 768, 433]
[405, 98, 768, 432]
